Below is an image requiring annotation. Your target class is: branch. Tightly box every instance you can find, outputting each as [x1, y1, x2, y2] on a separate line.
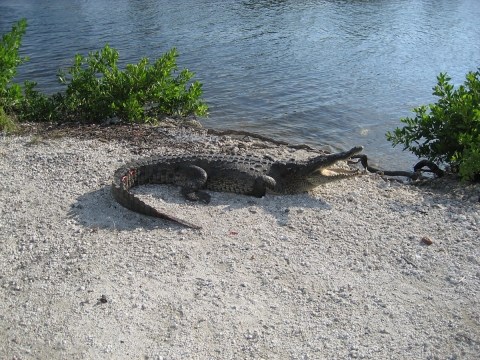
[413, 159, 445, 177]
[352, 154, 444, 180]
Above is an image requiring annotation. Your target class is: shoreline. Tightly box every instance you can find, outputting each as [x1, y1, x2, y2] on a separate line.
[1, 130, 479, 358]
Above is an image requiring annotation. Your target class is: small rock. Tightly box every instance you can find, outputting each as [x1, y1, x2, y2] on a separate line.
[422, 236, 433, 245]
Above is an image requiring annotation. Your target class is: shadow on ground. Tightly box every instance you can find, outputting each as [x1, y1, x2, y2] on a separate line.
[69, 184, 333, 231]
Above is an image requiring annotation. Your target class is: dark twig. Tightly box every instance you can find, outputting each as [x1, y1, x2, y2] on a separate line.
[413, 160, 445, 177]
[352, 154, 444, 181]
[401, 256, 418, 268]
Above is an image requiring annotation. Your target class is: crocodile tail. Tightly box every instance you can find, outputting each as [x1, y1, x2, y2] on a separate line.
[111, 168, 201, 229]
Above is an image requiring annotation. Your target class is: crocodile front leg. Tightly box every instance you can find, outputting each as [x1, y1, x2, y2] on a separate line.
[252, 175, 277, 197]
[175, 165, 211, 203]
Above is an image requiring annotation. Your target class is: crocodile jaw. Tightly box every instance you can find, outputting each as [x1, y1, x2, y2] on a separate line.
[304, 146, 364, 187]
[306, 167, 361, 186]
[320, 167, 361, 177]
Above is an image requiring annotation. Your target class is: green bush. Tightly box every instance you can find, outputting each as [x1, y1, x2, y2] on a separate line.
[0, 105, 17, 133]
[54, 44, 208, 122]
[1, 20, 208, 124]
[0, 19, 28, 112]
[20, 80, 60, 122]
[386, 70, 480, 181]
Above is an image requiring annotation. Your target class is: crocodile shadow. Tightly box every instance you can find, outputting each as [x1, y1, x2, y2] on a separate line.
[69, 184, 333, 231]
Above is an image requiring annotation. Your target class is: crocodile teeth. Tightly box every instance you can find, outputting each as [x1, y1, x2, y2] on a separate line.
[320, 168, 360, 177]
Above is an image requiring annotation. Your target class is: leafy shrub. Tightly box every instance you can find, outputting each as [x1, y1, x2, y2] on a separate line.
[386, 71, 480, 181]
[0, 19, 28, 111]
[1, 20, 208, 124]
[55, 44, 208, 122]
[20, 80, 60, 122]
[0, 105, 17, 133]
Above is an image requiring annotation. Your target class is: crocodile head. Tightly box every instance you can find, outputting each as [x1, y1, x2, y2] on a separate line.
[273, 146, 364, 194]
[304, 146, 364, 187]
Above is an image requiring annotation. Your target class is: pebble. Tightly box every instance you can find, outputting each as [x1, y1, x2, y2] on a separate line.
[422, 236, 434, 245]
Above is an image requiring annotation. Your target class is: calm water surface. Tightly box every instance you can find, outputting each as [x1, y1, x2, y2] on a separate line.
[1, 0, 479, 170]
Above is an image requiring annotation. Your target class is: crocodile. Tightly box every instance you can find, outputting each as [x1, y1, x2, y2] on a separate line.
[112, 146, 364, 228]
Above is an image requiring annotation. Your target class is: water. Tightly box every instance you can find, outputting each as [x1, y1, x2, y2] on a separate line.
[2, 0, 479, 170]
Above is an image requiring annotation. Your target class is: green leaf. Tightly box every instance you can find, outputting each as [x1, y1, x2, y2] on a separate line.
[386, 69, 480, 180]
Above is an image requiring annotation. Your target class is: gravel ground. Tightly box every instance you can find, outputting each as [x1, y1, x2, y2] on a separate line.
[1, 127, 479, 359]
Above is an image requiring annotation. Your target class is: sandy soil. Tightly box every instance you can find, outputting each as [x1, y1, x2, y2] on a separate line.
[1, 126, 479, 359]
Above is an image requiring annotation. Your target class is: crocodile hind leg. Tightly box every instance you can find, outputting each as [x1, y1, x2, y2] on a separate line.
[175, 165, 211, 203]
